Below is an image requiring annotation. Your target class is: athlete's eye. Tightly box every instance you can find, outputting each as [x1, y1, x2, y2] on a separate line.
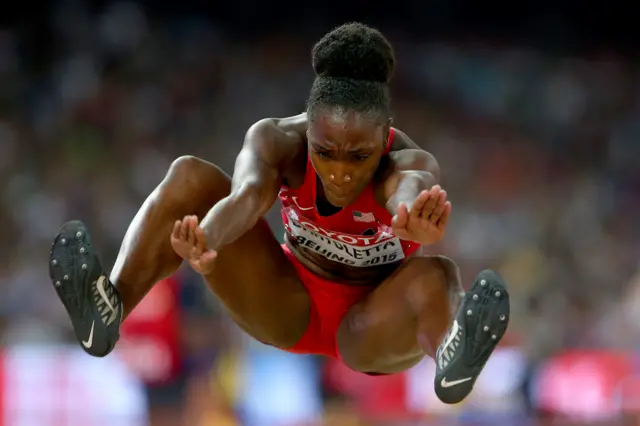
[354, 155, 369, 161]
[316, 151, 330, 158]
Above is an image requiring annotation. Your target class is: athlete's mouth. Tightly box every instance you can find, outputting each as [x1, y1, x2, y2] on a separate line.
[325, 188, 357, 208]
[326, 186, 352, 200]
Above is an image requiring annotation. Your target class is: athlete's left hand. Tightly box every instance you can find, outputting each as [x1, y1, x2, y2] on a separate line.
[391, 185, 451, 245]
[171, 215, 218, 275]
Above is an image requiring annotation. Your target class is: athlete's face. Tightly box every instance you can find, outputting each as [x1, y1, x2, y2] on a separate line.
[307, 109, 390, 207]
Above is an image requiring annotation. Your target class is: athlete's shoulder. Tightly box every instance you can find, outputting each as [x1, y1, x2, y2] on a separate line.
[244, 114, 308, 166]
[388, 127, 437, 163]
[247, 113, 307, 145]
[382, 127, 440, 180]
[389, 127, 420, 151]
[274, 112, 309, 137]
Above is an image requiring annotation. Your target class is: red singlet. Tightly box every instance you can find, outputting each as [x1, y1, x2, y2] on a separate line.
[276, 128, 421, 359]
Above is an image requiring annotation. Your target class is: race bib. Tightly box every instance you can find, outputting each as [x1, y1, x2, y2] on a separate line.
[283, 208, 405, 268]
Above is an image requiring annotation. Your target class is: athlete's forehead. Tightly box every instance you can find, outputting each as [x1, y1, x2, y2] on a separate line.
[308, 109, 384, 151]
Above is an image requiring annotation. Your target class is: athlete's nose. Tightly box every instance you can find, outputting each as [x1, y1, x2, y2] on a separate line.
[328, 165, 352, 187]
[329, 173, 352, 185]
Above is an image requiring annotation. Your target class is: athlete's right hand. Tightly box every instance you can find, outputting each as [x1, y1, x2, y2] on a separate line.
[170, 215, 217, 275]
[391, 185, 451, 246]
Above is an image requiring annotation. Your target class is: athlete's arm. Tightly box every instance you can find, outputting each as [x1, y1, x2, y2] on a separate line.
[379, 128, 450, 245]
[382, 129, 440, 215]
[200, 115, 304, 251]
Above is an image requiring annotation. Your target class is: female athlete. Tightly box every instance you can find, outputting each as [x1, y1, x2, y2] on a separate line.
[49, 23, 510, 405]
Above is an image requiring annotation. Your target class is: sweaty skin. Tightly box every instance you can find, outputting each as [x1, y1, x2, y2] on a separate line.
[174, 112, 450, 285]
[112, 110, 456, 373]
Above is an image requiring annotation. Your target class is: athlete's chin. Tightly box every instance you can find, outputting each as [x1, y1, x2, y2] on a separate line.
[328, 199, 350, 208]
[326, 193, 356, 207]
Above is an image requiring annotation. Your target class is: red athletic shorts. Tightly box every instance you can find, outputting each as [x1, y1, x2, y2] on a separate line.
[281, 244, 374, 359]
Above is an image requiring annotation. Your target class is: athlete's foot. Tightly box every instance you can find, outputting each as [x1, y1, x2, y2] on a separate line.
[49, 220, 122, 357]
[433, 270, 510, 404]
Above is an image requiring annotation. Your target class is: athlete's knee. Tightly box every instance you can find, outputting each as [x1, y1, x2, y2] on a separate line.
[166, 156, 228, 190]
[404, 256, 447, 290]
[160, 156, 231, 209]
[403, 256, 462, 311]
[430, 256, 464, 313]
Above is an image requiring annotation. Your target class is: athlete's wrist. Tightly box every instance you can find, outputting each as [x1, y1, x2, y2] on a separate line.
[385, 172, 431, 217]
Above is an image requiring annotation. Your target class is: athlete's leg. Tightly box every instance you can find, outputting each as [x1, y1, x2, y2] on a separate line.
[50, 156, 310, 357]
[337, 256, 459, 371]
[337, 256, 509, 404]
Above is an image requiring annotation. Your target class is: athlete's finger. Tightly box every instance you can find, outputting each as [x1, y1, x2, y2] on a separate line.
[429, 190, 447, 222]
[194, 225, 208, 252]
[187, 216, 198, 246]
[171, 220, 181, 240]
[392, 203, 409, 229]
[179, 217, 190, 241]
[421, 187, 441, 219]
[436, 202, 452, 230]
[420, 216, 432, 231]
[410, 189, 431, 219]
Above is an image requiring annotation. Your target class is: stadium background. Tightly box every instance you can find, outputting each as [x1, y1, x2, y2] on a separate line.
[0, 0, 638, 424]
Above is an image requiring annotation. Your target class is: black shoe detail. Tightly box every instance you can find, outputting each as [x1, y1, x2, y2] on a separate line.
[49, 220, 122, 357]
[433, 270, 510, 404]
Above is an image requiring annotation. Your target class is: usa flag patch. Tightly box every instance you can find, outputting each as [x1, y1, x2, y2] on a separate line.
[353, 210, 375, 222]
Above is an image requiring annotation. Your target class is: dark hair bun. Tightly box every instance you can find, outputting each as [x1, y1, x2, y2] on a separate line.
[312, 22, 396, 84]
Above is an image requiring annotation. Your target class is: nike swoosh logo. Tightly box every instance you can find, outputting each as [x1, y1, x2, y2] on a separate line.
[291, 197, 314, 211]
[440, 377, 473, 388]
[82, 321, 95, 348]
[96, 275, 116, 313]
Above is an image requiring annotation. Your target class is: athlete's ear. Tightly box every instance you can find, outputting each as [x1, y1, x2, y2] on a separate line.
[383, 118, 393, 145]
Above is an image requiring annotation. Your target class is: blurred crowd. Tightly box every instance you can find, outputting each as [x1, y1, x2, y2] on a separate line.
[0, 1, 638, 425]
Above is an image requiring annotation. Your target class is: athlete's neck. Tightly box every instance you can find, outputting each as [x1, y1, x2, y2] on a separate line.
[315, 176, 342, 217]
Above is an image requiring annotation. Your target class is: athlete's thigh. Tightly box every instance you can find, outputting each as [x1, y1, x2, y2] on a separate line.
[197, 167, 310, 348]
[336, 256, 457, 373]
